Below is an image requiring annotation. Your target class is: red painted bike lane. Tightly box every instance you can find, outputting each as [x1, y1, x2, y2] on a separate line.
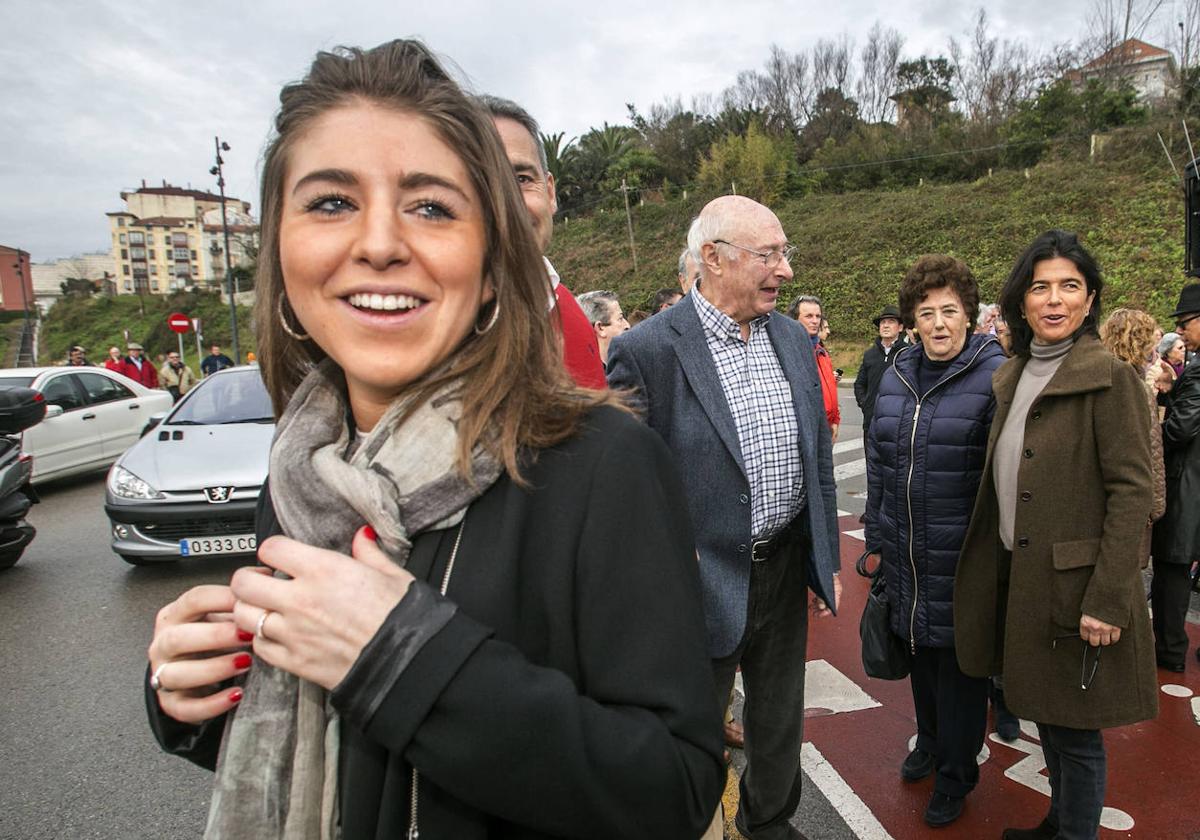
[802, 516, 1200, 839]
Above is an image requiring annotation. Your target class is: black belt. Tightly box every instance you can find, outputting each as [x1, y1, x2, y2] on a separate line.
[751, 513, 805, 562]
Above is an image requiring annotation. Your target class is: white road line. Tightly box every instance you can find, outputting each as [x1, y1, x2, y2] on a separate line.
[837, 509, 853, 518]
[801, 742, 893, 840]
[834, 459, 867, 480]
[833, 438, 864, 455]
[843, 528, 865, 542]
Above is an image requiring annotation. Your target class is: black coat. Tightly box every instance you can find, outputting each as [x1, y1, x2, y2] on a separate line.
[1153, 354, 1200, 564]
[146, 406, 724, 839]
[853, 335, 909, 431]
[864, 334, 1005, 649]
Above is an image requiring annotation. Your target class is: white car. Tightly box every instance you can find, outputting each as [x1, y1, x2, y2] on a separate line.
[0, 366, 175, 484]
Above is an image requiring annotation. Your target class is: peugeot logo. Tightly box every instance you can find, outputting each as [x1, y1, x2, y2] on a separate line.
[204, 486, 235, 504]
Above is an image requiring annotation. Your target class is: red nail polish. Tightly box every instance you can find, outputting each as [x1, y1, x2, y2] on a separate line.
[233, 653, 252, 669]
[237, 630, 254, 642]
[363, 524, 378, 542]
[229, 688, 244, 704]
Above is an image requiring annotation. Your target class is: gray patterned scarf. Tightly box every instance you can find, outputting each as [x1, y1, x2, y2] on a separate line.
[204, 358, 501, 839]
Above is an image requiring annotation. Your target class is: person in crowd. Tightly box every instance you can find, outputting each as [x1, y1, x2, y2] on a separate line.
[144, 40, 723, 839]
[104, 346, 124, 372]
[65, 345, 89, 366]
[246, 351, 257, 364]
[1151, 283, 1200, 672]
[818, 318, 841, 382]
[609, 195, 841, 840]
[955, 230, 1157, 840]
[975, 303, 998, 334]
[654, 287, 683, 313]
[678, 245, 700, 294]
[994, 314, 1012, 355]
[864, 254, 1005, 827]
[853, 304, 908, 437]
[1159, 330, 1187, 379]
[576, 290, 630, 370]
[788, 295, 840, 443]
[122, 342, 158, 389]
[159, 351, 195, 403]
[477, 95, 607, 390]
[1099, 308, 1166, 571]
[626, 308, 651, 327]
[200, 343, 235, 377]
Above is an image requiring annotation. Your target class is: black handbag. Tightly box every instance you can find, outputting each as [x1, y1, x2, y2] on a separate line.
[856, 551, 911, 680]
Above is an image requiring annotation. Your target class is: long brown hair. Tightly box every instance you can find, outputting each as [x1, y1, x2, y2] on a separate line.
[255, 40, 620, 481]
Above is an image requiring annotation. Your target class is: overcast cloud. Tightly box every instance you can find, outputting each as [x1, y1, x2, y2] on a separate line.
[1, 0, 1106, 260]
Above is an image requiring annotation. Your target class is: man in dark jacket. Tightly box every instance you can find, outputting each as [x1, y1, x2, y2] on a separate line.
[1151, 282, 1200, 670]
[200, 344, 235, 377]
[853, 305, 907, 436]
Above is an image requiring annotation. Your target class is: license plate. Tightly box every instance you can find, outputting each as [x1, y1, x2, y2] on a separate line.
[179, 534, 257, 557]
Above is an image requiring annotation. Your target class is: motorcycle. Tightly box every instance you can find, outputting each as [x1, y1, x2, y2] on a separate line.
[0, 388, 46, 570]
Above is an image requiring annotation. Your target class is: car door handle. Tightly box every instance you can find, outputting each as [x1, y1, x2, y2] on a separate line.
[82, 413, 96, 420]
[129, 403, 140, 410]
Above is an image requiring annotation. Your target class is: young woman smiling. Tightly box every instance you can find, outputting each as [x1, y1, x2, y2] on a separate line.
[143, 41, 723, 840]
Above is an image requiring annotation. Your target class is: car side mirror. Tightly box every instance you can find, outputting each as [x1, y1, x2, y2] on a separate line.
[141, 412, 167, 436]
[44, 405, 64, 419]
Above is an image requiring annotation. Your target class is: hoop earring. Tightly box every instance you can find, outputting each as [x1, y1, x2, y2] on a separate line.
[474, 298, 500, 336]
[277, 296, 311, 341]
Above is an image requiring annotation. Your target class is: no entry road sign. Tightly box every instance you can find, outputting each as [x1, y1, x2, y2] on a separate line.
[167, 312, 191, 334]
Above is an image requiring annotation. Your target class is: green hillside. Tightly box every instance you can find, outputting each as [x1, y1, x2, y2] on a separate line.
[38, 290, 254, 370]
[547, 124, 1191, 356]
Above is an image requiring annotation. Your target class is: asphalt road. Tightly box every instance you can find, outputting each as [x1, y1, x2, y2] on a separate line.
[0, 472, 240, 840]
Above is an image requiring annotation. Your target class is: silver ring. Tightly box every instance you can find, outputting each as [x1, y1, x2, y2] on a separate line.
[150, 662, 171, 693]
[255, 609, 272, 641]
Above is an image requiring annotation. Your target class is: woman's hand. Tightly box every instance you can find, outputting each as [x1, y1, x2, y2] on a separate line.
[1080, 613, 1121, 646]
[231, 526, 415, 691]
[148, 584, 254, 724]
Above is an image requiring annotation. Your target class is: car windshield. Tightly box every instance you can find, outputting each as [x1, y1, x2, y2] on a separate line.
[0, 376, 35, 389]
[165, 371, 274, 426]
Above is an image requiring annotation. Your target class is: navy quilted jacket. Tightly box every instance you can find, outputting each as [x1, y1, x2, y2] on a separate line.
[864, 333, 1005, 649]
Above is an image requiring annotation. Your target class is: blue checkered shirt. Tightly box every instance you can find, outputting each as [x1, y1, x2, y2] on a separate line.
[692, 284, 805, 539]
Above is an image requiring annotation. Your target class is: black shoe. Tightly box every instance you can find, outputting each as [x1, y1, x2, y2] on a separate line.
[923, 792, 964, 827]
[901, 748, 935, 781]
[1002, 818, 1057, 839]
[1157, 657, 1185, 673]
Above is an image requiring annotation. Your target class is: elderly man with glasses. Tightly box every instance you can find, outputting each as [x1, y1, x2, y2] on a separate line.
[608, 196, 840, 840]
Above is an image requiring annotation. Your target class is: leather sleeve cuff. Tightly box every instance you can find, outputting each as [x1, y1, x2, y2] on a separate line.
[331, 580, 458, 727]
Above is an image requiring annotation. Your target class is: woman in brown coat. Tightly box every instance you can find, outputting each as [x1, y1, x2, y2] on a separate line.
[954, 231, 1156, 840]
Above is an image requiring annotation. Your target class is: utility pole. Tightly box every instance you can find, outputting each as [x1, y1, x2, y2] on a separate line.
[620, 178, 638, 274]
[210, 136, 240, 365]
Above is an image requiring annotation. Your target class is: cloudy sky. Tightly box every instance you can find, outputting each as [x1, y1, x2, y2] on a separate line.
[0, 0, 1130, 261]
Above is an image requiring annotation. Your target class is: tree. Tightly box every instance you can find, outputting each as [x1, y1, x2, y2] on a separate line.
[949, 9, 1039, 125]
[856, 22, 904, 123]
[539, 131, 579, 202]
[59, 278, 95, 298]
[627, 101, 716, 186]
[696, 123, 797, 205]
[799, 88, 862, 159]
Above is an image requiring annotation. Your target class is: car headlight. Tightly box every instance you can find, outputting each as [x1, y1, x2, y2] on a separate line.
[109, 465, 163, 500]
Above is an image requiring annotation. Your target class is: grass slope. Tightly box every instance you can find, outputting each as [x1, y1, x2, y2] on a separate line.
[547, 131, 1189, 350]
[38, 290, 254, 371]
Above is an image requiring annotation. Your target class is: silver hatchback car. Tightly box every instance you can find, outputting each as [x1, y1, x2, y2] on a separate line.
[105, 367, 274, 565]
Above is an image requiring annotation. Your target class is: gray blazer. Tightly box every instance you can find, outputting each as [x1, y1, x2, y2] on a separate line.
[608, 294, 840, 658]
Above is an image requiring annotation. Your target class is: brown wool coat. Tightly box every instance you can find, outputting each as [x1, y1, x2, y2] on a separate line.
[954, 335, 1158, 731]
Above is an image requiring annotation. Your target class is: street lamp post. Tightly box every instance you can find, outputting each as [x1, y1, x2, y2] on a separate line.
[210, 136, 240, 364]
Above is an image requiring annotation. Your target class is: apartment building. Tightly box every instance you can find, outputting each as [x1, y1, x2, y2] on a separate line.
[107, 181, 257, 295]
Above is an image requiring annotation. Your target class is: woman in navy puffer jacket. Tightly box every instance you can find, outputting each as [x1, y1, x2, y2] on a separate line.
[864, 255, 1006, 828]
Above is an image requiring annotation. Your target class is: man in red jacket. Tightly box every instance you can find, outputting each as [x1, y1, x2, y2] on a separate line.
[121, 342, 159, 389]
[480, 95, 607, 390]
[789, 295, 840, 442]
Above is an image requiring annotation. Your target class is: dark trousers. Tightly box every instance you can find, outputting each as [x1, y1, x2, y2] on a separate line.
[1150, 558, 1193, 666]
[1036, 723, 1106, 840]
[712, 538, 810, 840]
[909, 644, 989, 797]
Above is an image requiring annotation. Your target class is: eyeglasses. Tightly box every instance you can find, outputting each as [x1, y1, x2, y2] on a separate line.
[712, 239, 796, 268]
[1052, 634, 1102, 690]
[1175, 313, 1199, 330]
